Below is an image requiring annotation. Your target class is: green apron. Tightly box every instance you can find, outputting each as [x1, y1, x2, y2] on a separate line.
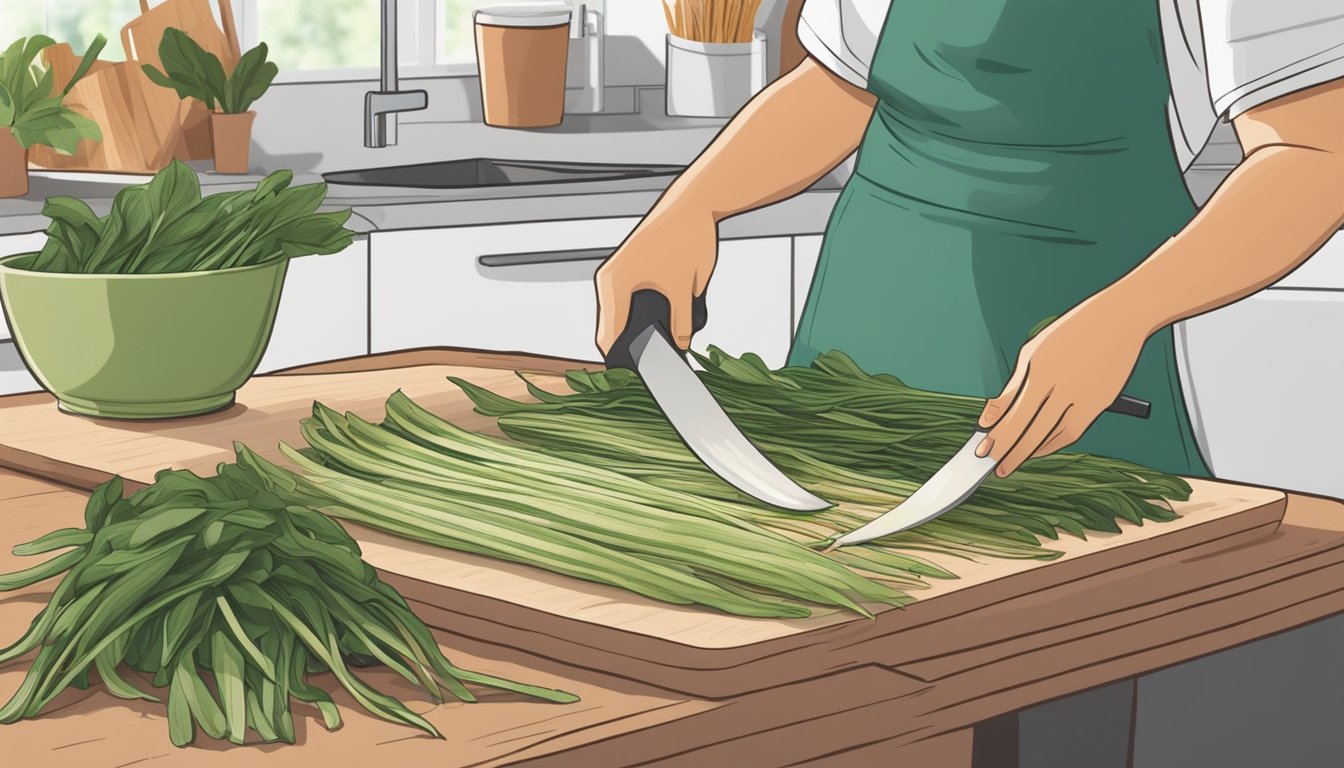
[789, 0, 1210, 477]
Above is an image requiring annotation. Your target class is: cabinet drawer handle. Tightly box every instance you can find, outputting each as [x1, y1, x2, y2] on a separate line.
[478, 249, 612, 268]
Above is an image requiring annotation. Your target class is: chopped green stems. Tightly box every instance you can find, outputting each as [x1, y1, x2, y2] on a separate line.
[0, 466, 576, 747]
[227, 350, 1187, 622]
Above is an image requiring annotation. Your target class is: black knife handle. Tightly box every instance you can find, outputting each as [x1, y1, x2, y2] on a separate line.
[1106, 394, 1150, 419]
[604, 290, 709, 370]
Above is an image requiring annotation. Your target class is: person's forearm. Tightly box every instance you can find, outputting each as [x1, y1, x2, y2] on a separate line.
[656, 58, 876, 224]
[1094, 143, 1344, 335]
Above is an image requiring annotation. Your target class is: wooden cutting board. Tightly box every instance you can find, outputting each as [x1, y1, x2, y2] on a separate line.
[0, 350, 1288, 699]
[122, 0, 237, 73]
[30, 41, 201, 174]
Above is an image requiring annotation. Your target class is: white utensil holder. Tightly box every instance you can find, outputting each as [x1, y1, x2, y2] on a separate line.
[665, 32, 767, 118]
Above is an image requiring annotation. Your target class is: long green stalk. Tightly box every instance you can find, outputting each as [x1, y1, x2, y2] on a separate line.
[228, 349, 1193, 621]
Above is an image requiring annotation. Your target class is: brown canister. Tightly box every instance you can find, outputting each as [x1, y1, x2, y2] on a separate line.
[474, 5, 572, 128]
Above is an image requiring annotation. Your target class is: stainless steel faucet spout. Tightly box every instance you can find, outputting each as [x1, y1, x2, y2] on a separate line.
[365, 0, 428, 148]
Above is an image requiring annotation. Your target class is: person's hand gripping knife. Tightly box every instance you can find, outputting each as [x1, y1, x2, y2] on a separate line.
[594, 59, 877, 356]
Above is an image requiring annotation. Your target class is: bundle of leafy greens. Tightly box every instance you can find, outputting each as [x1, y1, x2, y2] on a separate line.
[229, 350, 1192, 619]
[19, 160, 355, 274]
[0, 35, 105, 155]
[143, 27, 278, 115]
[463, 349, 1193, 544]
[0, 467, 576, 747]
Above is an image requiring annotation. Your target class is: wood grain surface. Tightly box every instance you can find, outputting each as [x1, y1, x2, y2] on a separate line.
[0, 349, 1288, 699]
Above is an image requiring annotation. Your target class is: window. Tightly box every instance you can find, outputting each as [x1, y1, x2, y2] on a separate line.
[0, 0, 144, 62]
[240, 0, 483, 81]
[1, 0, 486, 83]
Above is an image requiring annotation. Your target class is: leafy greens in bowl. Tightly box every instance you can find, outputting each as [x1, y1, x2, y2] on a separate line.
[0, 162, 358, 418]
[23, 160, 355, 274]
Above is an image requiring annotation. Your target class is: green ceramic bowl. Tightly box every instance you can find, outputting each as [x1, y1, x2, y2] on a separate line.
[0, 253, 288, 419]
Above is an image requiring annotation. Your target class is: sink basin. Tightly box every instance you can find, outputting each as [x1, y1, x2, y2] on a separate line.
[322, 158, 685, 190]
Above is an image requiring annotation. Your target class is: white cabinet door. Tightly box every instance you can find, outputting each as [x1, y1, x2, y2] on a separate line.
[371, 219, 640, 362]
[1176, 289, 1344, 498]
[256, 239, 370, 373]
[0, 232, 47, 343]
[793, 235, 823, 333]
[693, 238, 794, 368]
[371, 220, 794, 365]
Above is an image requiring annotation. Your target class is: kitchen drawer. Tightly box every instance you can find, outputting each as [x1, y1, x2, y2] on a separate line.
[256, 239, 370, 373]
[1175, 289, 1344, 498]
[370, 220, 794, 366]
[0, 232, 47, 343]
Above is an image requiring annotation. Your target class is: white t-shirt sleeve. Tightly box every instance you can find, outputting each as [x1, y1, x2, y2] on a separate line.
[796, 0, 888, 89]
[1200, 0, 1344, 118]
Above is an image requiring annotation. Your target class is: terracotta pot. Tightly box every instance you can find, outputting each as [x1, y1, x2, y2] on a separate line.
[180, 100, 216, 160]
[0, 129, 29, 198]
[210, 111, 256, 174]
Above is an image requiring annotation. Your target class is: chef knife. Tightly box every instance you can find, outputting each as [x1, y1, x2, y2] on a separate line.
[826, 393, 1151, 549]
[603, 289, 831, 512]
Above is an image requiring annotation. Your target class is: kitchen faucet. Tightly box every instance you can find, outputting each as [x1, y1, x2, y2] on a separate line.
[365, 0, 427, 148]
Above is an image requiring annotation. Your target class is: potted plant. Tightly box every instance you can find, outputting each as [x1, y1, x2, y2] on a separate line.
[0, 160, 355, 419]
[0, 35, 105, 197]
[142, 28, 278, 174]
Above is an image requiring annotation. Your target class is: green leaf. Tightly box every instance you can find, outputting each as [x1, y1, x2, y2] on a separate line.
[128, 507, 207, 548]
[147, 28, 227, 110]
[85, 477, 125, 530]
[167, 667, 197, 747]
[63, 34, 107, 96]
[43, 196, 102, 233]
[0, 39, 29, 89]
[10, 100, 100, 153]
[222, 43, 276, 113]
[25, 67, 53, 112]
[250, 168, 293, 202]
[0, 84, 13, 126]
[210, 632, 248, 745]
[11, 527, 91, 557]
[144, 159, 202, 220]
[83, 185, 153, 272]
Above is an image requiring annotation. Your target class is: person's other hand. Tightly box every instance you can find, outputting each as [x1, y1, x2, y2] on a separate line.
[976, 306, 1148, 476]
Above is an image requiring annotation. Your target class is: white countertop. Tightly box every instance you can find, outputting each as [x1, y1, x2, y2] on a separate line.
[0, 116, 847, 240]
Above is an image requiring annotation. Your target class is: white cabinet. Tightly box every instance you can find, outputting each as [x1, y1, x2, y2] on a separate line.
[1273, 229, 1344, 291]
[256, 239, 370, 374]
[692, 238, 793, 367]
[793, 235, 823, 333]
[0, 341, 40, 396]
[370, 219, 795, 365]
[371, 219, 639, 362]
[0, 232, 47, 342]
[1176, 289, 1344, 499]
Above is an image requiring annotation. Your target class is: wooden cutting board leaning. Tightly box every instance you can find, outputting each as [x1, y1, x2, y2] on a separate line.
[28, 0, 241, 173]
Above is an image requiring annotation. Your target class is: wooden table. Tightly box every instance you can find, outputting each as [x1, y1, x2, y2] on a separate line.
[1, 349, 1343, 767]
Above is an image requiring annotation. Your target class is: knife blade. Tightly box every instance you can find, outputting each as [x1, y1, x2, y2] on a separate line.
[826, 393, 1152, 549]
[604, 290, 831, 512]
